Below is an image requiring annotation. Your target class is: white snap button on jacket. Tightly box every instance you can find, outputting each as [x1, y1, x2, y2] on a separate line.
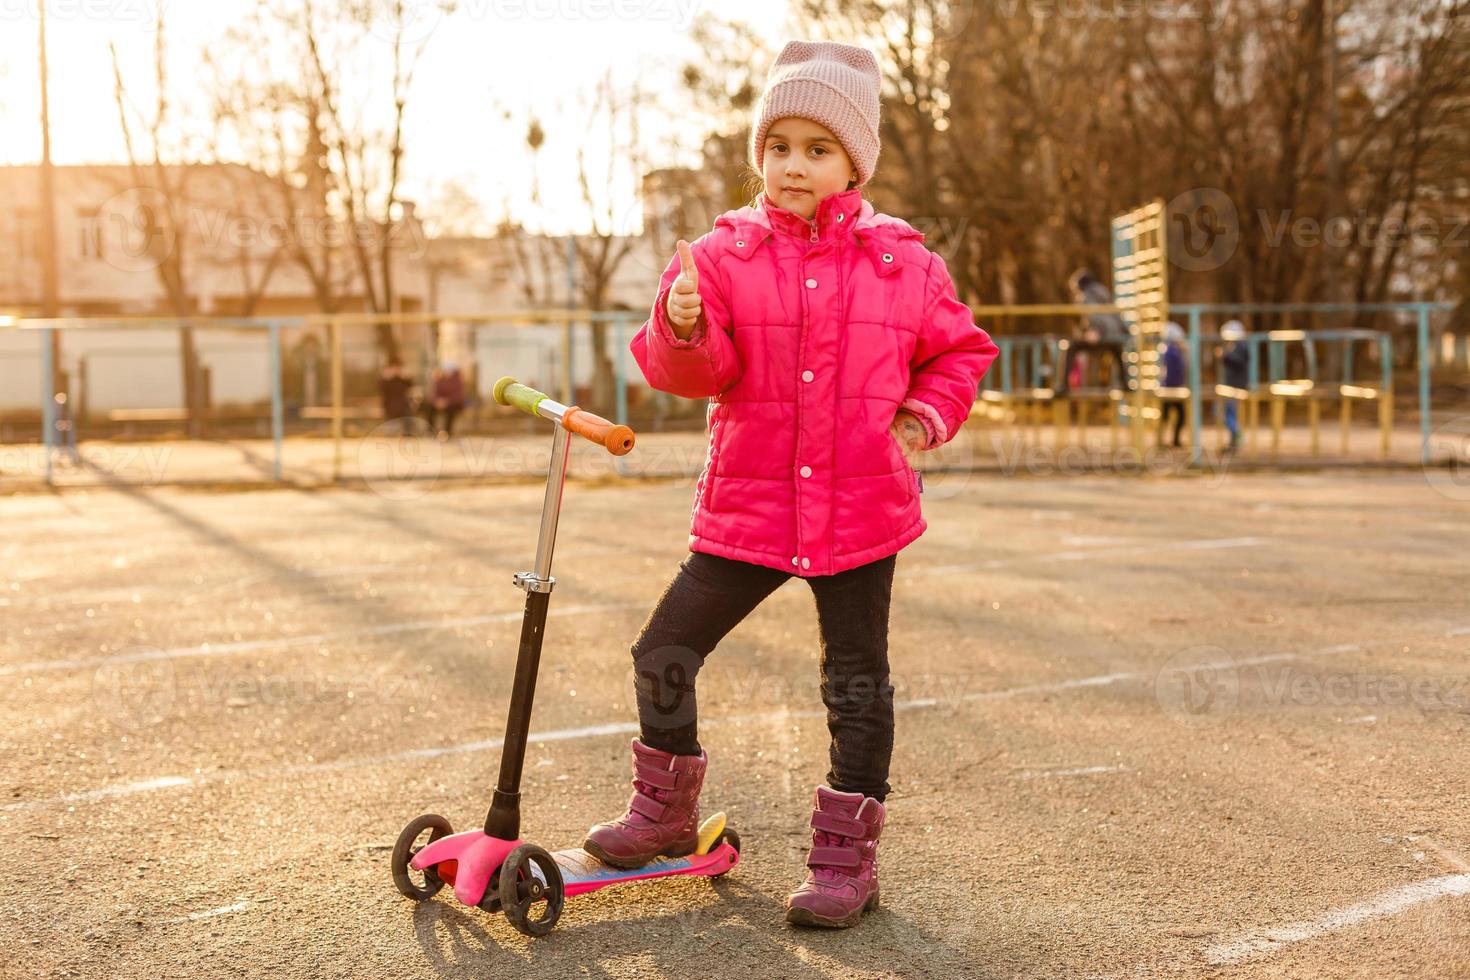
[800, 466, 812, 478]
[805, 278, 817, 288]
[791, 556, 799, 566]
[801, 557, 810, 570]
[836, 213, 844, 221]
[801, 370, 814, 382]
[882, 253, 893, 263]
[736, 240, 744, 247]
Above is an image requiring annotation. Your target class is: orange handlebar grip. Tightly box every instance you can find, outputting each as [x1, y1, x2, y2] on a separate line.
[562, 406, 636, 456]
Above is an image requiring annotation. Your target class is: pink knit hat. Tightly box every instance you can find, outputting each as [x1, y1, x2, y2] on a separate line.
[750, 40, 882, 187]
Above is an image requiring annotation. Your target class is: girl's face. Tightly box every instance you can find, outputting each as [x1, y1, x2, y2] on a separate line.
[761, 117, 858, 220]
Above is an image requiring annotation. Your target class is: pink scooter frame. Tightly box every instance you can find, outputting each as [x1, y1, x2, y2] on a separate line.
[408, 818, 739, 902]
[391, 379, 741, 936]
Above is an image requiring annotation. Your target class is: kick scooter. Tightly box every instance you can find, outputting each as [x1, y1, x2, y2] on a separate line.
[391, 377, 742, 936]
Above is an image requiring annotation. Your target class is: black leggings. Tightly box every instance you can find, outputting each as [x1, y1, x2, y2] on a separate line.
[631, 550, 897, 802]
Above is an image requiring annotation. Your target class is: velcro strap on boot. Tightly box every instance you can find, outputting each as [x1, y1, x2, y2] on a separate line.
[628, 792, 668, 822]
[811, 810, 868, 838]
[634, 764, 680, 791]
[806, 846, 862, 869]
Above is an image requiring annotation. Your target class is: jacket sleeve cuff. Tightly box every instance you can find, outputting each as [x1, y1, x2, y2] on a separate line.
[653, 281, 708, 349]
[901, 397, 948, 450]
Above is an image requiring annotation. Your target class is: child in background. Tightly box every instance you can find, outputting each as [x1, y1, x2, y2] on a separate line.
[1159, 322, 1187, 448]
[1219, 320, 1249, 452]
[584, 40, 998, 929]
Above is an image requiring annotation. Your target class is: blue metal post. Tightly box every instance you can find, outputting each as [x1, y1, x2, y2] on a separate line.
[1187, 308, 1202, 468]
[613, 315, 629, 479]
[1417, 305, 1432, 465]
[613, 315, 628, 425]
[565, 235, 576, 404]
[41, 327, 55, 485]
[999, 338, 1013, 394]
[1109, 221, 1128, 292]
[269, 322, 284, 481]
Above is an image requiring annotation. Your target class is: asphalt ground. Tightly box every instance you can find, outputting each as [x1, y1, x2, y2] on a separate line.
[2, 467, 1467, 979]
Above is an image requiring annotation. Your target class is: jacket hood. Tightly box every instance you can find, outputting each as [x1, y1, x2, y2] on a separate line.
[715, 188, 926, 245]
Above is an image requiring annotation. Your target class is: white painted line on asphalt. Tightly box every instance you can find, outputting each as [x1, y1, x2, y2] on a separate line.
[899, 647, 1354, 711]
[0, 603, 627, 676]
[2, 567, 386, 611]
[303, 563, 404, 578]
[1059, 535, 1139, 547]
[47, 776, 196, 806]
[255, 722, 650, 782]
[909, 536, 1265, 577]
[1203, 874, 1470, 966]
[159, 901, 249, 925]
[0, 585, 167, 608]
[2, 643, 1359, 813]
[1015, 765, 1131, 780]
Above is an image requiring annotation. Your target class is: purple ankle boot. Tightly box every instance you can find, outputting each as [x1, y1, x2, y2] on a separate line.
[785, 785, 885, 928]
[583, 737, 707, 869]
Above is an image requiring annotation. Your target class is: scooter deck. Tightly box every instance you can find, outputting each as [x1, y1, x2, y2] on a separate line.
[551, 843, 739, 897]
[539, 812, 738, 898]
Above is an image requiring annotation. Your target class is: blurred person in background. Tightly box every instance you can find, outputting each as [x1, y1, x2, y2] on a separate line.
[1055, 268, 1128, 396]
[1159, 322, 1187, 448]
[1217, 320, 1250, 452]
[423, 360, 465, 439]
[378, 356, 415, 435]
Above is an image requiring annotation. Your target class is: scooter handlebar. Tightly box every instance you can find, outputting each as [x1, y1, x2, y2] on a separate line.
[493, 376, 636, 457]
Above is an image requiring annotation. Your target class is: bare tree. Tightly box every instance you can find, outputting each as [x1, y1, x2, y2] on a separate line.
[106, 5, 205, 433]
[494, 115, 568, 310]
[773, 0, 1468, 340]
[208, 0, 451, 357]
[572, 69, 646, 410]
[498, 73, 662, 411]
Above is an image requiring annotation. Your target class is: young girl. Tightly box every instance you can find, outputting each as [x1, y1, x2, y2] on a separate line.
[584, 39, 998, 929]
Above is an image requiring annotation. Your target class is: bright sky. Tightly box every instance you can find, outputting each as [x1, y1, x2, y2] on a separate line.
[0, 0, 794, 235]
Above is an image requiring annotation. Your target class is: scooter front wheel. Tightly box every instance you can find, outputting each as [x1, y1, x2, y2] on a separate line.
[391, 813, 453, 901]
[498, 843, 566, 937]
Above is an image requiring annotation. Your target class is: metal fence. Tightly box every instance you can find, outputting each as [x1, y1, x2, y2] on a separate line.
[3, 298, 1459, 486]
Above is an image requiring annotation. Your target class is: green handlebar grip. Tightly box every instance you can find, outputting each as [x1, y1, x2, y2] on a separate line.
[493, 376, 638, 456]
[494, 377, 547, 418]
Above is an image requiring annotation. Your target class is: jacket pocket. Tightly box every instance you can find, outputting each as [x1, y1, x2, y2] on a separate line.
[886, 431, 921, 498]
[885, 428, 907, 470]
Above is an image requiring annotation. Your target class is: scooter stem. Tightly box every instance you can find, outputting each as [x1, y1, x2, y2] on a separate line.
[485, 421, 573, 839]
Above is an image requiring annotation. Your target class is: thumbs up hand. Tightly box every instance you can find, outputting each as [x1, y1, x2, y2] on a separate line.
[665, 239, 703, 339]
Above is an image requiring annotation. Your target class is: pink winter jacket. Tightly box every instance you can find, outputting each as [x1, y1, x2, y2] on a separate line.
[630, 186, 998, 578]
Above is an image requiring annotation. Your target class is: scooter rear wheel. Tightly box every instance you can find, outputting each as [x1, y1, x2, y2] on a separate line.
[391, 813, 453, 901]
[710, 828, 741, 876]
[498, 843, 566, 937]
